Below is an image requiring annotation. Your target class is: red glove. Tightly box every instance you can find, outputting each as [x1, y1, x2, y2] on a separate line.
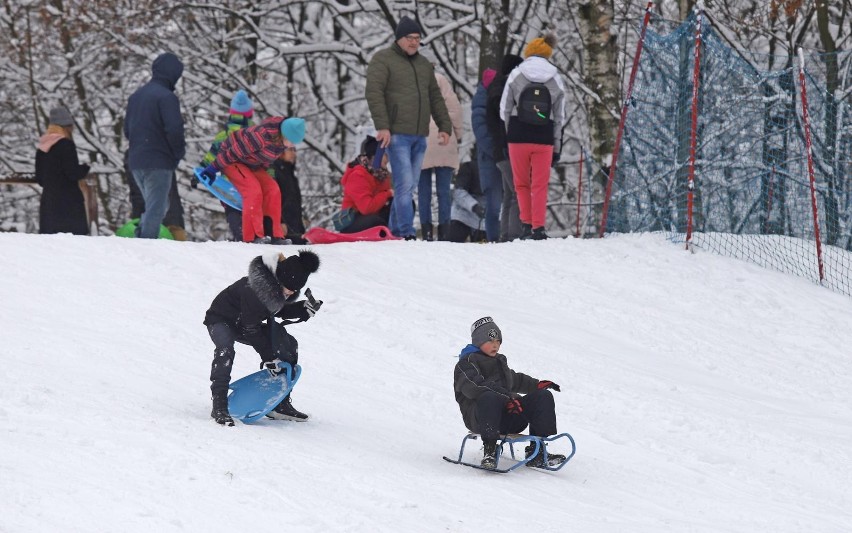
[506, 398, 523, 415]
[538, 380, 561, 392]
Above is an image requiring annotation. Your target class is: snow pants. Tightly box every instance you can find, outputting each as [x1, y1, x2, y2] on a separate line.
[222, 163, 284, 242]
[507, 143, 553, 230]
[207, 321, 298, 396]
[473, 388, 557, 443]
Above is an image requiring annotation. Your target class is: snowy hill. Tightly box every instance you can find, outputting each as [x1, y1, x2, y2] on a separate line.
[1, 232, 850, 533]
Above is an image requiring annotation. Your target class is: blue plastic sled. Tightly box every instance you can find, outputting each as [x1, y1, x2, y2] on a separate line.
[227, 362, 301, 424]
[193, 167, 243, 211]
[443, 432, 576, 473]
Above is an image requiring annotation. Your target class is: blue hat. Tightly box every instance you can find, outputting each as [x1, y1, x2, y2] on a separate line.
[280, 117, 306, 144]
[229, 90, 253, 117]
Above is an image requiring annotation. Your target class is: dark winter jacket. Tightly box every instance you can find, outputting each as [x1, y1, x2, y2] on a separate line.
[486, 76, 511, 162]
[124, 53, 186, 170]
[271, 159, 305, 235]
[204, 254, 311, 349]
[470, 83, 494, 159]
[500, 56, 566, 153]
[214, 117, 286, 171]
[365, 43, 452, 137]
[35, 135, 90, 235]
[340, 161, 393, 215]
[454, 344, 540, 432]
[486, 55, 524, 162]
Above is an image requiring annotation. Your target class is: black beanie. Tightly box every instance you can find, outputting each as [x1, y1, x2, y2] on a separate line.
[395, 16, 422, 40]
[361, 136, 378, 159]
[471, 316, 502, 347]
[276, 250, 320, 291]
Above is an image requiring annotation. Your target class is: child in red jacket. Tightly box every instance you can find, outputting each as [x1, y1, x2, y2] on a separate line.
[338, 135, 394, 233]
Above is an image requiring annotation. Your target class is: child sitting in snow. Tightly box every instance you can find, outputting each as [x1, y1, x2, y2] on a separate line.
[204, 250, 322, 426]
[453, 316, 565, 469]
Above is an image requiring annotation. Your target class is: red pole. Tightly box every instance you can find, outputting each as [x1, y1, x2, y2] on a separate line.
[599, 2, 654, 237]
[764, 165, 775, 233]
[798, 48, 825, 283]
[576, 150, 584, 237]
[685, 7, 703, 249]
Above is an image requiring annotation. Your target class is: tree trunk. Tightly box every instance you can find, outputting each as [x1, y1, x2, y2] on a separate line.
[815, 0, 840, 245]
[579, 1, 619, 232]
[477, 0, 510, 76]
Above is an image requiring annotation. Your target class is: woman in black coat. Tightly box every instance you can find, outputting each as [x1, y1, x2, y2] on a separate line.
[35, 106, 90, 235]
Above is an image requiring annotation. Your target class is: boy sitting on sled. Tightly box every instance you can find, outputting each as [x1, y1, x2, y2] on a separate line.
[204, 250, 322, 426]
[453, 316, 565, 469]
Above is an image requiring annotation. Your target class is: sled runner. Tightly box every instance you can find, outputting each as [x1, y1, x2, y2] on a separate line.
[303, 225, 400, 244]
[227, 361, 301, 424]
[193, 167, 243, 210]
[443, 432, 576, 473]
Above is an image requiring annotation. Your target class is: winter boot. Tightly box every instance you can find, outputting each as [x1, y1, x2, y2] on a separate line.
[437, 223, 450, 242]
[266, 395, 308, 421]
[519, 223, 533, 240]
[251, 236, 272, 244]
[481, 440, 498, 469]
[270, 237, 292, 245]
[211, 393, 234, 427]
[530, 227, 549, 240]
[421, 224, 434, 241]
[525, 442, 566, 468]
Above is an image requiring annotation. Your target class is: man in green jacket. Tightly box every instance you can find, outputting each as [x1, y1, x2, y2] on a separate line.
[365, 15, 453, 239]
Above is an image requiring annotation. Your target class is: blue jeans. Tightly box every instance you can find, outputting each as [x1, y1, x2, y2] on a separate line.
[386, 134, 427, 237]
[477, 149, 502, 242]
[132, 168, 173, 239]
[418, 166, 453, 226]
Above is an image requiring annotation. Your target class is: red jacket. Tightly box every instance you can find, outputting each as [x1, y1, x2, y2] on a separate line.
[341, 163, 392, 215]
[214, 117, 285, 170]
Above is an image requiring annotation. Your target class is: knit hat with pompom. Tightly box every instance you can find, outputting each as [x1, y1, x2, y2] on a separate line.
[524, 34, 557, 59]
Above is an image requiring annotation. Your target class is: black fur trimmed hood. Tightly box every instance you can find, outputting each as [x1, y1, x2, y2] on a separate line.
[247, 254, 290, 315]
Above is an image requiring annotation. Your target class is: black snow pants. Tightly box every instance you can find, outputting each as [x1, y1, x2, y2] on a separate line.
[207, 321, 298, 397]
[474, 388, 557, 443]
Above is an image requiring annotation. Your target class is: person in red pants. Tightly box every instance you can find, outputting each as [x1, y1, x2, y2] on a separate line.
[201, 116, 306, 243]
[499, 34, 566, 240]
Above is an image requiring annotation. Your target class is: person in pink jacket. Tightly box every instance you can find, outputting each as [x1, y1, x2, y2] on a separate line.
[418, 71, 464, 241]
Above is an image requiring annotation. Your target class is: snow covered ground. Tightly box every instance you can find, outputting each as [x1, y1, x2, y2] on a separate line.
[1, 232, 849, 533]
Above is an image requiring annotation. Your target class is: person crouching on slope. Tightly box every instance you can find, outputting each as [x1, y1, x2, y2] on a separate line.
[453, 316, 565, 469]
[204, 250, 322, 426]
[200, 116, 306, 244]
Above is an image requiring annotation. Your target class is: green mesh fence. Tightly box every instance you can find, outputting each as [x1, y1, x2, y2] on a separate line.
[605, 11, 852, 297]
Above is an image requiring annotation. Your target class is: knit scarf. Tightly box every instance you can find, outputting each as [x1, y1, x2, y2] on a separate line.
[37, 125, 71, 152]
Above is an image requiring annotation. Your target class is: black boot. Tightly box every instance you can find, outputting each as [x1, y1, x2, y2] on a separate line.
[266, 394, 308, 421]
[525, 442, 565, 467]
[481, 440, 498, 469]
[421, 224, 434, 241]
[530, 227, 549, 240]
[519, 223, 533, 240]
[211, 393, 234, 426]
[437, 222, 450, 241]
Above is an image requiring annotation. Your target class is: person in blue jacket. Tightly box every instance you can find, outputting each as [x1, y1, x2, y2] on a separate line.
[471, 68, 501, 242]
[124, 52, 186, 239]
[453, 316, 565, 469]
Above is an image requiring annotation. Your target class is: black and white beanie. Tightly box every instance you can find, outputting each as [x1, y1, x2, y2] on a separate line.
[471, 316, 502, 346]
